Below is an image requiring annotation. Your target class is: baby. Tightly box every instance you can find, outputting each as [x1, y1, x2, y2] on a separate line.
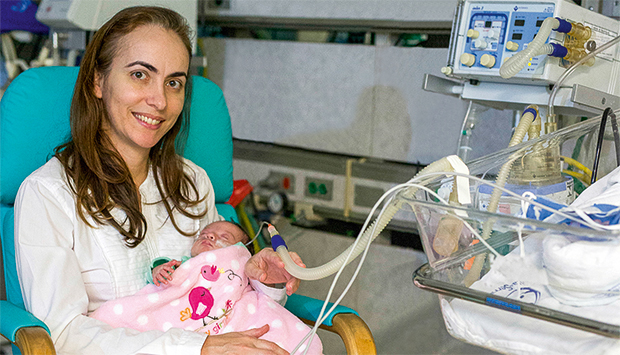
[91, 221, 323, 354]
[150, 220, 253, 286]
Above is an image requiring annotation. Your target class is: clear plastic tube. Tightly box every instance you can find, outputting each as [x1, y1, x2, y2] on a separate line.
[276, 157, 455, 280]
[500, 17, 559, 79]
[457, 101, 489, 162]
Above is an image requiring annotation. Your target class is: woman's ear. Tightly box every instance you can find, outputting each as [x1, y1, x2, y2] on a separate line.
[94, 71, 103, 98]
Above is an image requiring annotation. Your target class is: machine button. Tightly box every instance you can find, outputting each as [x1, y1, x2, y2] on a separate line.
[460, 53, 476, 67]
[506, 41, 519, 51]
[474, 38, 488, 49]
[480, 54, 496, 68]
[467, 29, 479, 39]
[440, 66, 453, 75]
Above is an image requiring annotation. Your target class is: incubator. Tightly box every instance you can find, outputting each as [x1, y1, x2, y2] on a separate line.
[275, 106, 620, 354]
[410, 111, 620, 354]
[270, 106, 616, 353]
[271, 91, 620, 352]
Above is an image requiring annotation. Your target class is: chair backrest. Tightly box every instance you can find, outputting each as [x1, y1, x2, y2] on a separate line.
[0, 66, 236, 308]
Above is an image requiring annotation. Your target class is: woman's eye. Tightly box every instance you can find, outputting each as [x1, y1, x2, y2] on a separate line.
[168, 79, 183, 89]
[132, 71, 147, 80]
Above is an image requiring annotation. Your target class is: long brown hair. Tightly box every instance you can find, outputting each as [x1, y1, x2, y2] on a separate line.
[55, 6, 206, 247]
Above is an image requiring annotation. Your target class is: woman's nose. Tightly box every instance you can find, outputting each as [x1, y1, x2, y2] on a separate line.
[145, 83, 167, 111]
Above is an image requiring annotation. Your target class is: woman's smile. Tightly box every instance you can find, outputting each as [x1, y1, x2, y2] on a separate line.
[133, 112, 164, 128]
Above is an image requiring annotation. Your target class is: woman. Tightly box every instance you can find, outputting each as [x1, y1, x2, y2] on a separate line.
[14, 6, 303, 354]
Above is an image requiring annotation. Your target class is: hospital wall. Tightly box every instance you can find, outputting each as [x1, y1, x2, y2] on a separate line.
[202, 37, 514, 166]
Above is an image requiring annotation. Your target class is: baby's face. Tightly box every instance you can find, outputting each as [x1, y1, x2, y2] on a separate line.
[191, 221, 246, 256]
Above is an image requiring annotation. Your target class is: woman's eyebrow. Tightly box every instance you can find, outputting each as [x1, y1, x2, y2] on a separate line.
[126, 60, 158, 73]
[169, 71, 188, 79]
[125, 61, 187, 79]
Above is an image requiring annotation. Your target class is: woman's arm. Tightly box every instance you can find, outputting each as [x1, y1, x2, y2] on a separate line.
[14, 172, 207, 354]
[200, 325, 288, 355]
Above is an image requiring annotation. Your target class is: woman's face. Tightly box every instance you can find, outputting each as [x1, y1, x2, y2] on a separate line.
[94, 25, 189, 159]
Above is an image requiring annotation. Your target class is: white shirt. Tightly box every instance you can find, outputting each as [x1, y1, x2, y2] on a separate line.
[14, 157, 285, 355]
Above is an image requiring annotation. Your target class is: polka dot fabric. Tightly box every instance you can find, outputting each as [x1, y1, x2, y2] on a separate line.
[90, 244, 322, 354]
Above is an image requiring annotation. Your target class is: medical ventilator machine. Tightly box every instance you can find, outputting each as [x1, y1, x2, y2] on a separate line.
[428, 0, 620, 115]
[267, 1, 620, 354]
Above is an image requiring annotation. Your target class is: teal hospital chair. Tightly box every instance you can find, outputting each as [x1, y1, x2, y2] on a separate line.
[0, 67, 375, 354]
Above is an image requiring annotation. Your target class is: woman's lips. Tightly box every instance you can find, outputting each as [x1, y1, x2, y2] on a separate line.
[133, 113, 163, 127]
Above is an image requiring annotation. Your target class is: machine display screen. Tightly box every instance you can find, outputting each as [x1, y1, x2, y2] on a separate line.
[469, 13, 508, 52]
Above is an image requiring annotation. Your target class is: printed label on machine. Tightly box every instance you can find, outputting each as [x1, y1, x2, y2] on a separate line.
[585, 22, 617, 62]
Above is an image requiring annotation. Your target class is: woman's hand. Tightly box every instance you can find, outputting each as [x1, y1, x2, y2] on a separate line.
[201, 325, 288, 355]
[245, 249, 305, 295]
[152, 259, 182, 286]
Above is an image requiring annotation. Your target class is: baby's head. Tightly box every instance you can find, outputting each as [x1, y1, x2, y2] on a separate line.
[191, 221, 250, 257]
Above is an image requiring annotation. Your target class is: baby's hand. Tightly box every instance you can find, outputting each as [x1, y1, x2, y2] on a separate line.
[153, 260, 182, 286]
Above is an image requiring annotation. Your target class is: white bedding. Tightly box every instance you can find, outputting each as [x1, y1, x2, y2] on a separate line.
[441, 235, 620, 355]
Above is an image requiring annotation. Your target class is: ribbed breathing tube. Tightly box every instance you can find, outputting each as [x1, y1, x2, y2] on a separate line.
[484, 106, 540, 219]
[500, 17, 560, 79]
[273, 157, 455, 280]
[464, 105, 539, 286]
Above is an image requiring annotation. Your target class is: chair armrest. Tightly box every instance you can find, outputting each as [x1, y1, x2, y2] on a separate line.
[286, 295, 376, 355]
[323, 313, 376, 355]
[15, 327, 56, 355]
[285, 293, 358, 327]
[1, 300, 55, 354]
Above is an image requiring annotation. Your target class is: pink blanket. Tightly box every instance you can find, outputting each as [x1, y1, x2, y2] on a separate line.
[91, 244, 322, 354]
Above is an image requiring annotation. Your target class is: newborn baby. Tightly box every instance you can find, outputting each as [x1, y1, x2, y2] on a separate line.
[91, 221, 323, 354]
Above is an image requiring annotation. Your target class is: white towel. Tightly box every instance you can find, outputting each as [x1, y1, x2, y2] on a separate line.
[543, 235, 620, 306]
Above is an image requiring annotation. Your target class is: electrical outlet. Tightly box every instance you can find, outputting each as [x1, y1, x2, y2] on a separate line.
[304, 177, 333, 200]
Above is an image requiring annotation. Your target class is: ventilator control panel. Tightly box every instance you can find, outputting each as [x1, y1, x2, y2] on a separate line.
[449, 0, 620, 91]
[457, 2, 555, 75]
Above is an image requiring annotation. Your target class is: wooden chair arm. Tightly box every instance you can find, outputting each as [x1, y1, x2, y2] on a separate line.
[301, 313, 377, 355]
[14, 326, 56, 355]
